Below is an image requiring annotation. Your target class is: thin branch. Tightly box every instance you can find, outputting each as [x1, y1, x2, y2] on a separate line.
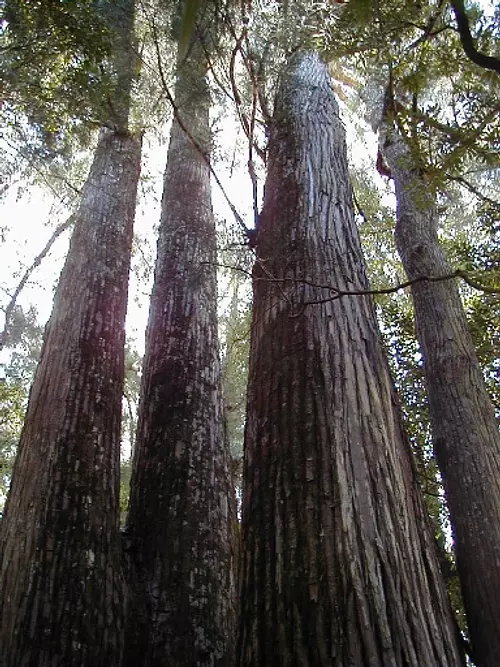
[352, 187, 369, 225]
[406, 1, 448, 51]
[245, 34, 260, 228]
[123, 388, 136, 452]
[225, 14, 267, 159]
[0, 214, 75, 351]
[205, 261, 500, 304]
[446, 173, 500, 210]
[294, 269, 499, 309]
[201, 39, 235, 104]
[2, 133, 82, 205]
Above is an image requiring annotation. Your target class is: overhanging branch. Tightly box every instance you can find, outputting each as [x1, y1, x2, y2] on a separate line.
[207, 261, 500, 305]
[449, 0, 500, 73]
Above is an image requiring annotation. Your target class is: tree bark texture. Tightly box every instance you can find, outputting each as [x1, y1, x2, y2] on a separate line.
[0, 126, 142, 666]
[237, 52, 464, 667]
[122, 42, 235, 667]
[0, 2, 141, 664]
[380, 126, 500, 667]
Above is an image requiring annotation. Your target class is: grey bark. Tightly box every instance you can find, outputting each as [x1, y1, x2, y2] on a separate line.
[122, 37, 235, 667]
[237, 52, 464, 667]
[0, 2, 141, 665]
[380, 124, 500, 667]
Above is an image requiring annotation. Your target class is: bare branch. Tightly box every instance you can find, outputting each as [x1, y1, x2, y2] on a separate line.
[206, 261, 500, 308]
[0, 215, 75, 350]
[352, 187, 369, 225]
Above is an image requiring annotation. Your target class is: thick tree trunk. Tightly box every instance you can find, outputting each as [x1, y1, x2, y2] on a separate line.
[122, 39, 235, 667]
[237, 52, 464, 667]
[0, 2, 141, 665]
[0, 126, 141, 666]
[381, 126, 500, 667]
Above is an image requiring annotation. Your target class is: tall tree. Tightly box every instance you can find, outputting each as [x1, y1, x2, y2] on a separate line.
[380, 119, 500, 667]
[237, 51, 464, 667]
[0, 1, 141, 665]
[122, 6, 235, 666]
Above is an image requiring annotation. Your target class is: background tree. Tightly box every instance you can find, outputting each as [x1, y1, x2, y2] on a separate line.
[0, 1, 142, 664]
[379, 114, 500, 667]
[350, 160, 474, 633]
[322, 3, 500, 660]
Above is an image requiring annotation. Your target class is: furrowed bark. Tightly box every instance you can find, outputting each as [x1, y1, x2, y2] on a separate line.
[0, 126, 141, 666]
[0, 2, 141, 665]
[237, 51, 464, 667]
[122, 33, 235, 667]
[381, 125, 500, 667]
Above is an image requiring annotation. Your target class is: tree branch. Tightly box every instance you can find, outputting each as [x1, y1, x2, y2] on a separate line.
[449, 0, 500, 73]
[206, 262, 500, 306]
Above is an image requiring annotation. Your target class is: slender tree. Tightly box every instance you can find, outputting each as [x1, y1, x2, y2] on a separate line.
[0, 2, 141, 665]
[380, 119, 500, 667]
[122, 9, 235, 667]
[237, 51, 464, 667]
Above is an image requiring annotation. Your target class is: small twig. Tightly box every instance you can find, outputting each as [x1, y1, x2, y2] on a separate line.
[201, 38, 235, 103]
[406, 0, 448, 51]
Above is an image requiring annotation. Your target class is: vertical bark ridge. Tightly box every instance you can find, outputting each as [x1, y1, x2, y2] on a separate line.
[0, 2, 141, 663]
[237, 52, 464, 667]
[381, 126, 500, 667]
[122, 34, 234, 667]
[0, 127, 142, 666]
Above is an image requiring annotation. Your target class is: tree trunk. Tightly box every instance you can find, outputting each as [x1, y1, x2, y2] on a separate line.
[237, 51, 464, 667]
[380, 125, 500, 667]
[0, 127, 141, 667]
[0, 3, 141, 665]
[122, 37, 235, 667]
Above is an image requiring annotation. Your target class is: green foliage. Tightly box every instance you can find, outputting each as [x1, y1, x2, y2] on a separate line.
[118, 342, 142, 523]
[122, 343, 142, 454]
[119, 458, 132, 526]
[3, 306, 44, 387]
[220, 276, 251, 462]
[0, 377, 24, 506]
[324, 1, 499, 187]
[0, 306, 44, 507]
[1, 0, 113, 154]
